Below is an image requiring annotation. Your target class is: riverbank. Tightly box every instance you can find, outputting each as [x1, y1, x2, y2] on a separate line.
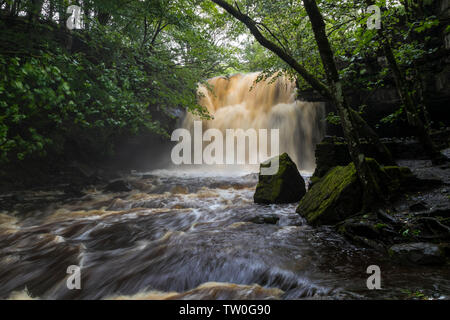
[292, 133, 450, 266]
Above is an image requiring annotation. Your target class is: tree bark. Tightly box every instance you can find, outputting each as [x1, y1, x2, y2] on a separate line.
[302, 0, 385, 206]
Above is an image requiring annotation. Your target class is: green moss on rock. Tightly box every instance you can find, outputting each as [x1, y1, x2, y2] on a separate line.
[254, 153, 306, 204]
[297, 158, 412, 226]
[296, 162, 362, 225]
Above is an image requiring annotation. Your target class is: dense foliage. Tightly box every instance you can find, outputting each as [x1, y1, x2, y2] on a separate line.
[0, 0, 448, 168]
[0, 0, 240, 164]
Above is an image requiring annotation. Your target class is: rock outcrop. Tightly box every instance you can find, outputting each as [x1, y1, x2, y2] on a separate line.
[297, 158, 413, 226]
[388, 242, 446, 265]
[254, 153, 306, 204]
[297, 161, 362, 226]
[310, 131, 450, 188]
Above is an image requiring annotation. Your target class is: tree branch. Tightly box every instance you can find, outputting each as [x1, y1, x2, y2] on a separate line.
[210, 0, 332, 100]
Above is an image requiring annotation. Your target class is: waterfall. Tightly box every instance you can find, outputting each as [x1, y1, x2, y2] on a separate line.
[183, 72, 325, 171]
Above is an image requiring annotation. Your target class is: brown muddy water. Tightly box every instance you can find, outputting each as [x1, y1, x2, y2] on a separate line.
[0, 169, 449, 300]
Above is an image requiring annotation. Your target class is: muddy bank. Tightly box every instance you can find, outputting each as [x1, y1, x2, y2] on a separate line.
[299, 137, 450, 266]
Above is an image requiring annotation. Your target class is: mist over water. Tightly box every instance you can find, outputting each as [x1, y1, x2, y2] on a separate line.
[184, 72, 326, 171]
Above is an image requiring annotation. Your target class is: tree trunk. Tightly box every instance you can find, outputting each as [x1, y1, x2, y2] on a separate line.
[97, 10, 110, 26]
[302, 0, 385, 206]
[57, 0, 67, 30]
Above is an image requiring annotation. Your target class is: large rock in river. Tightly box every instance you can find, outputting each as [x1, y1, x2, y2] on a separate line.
[297, 161, 361, 225]
[297, 158, 413, 226]
[254, 153, 306, 204]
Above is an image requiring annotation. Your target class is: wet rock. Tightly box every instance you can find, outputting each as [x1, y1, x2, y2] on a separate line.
[248, 214, 280, 225]
[337, 215, 398, 250]
[11, 194, 26, 202]
[439, 243, 450, 258]
[377, 209, 400, 225]
[242, 172, 259, 181]
[87, 175, 104, 185]
[104, 180, 132, 193]
[311, 133, 450, 184]
[129, 180, 153, 192]
[296, 161, 362, 226]
[254, 153, 306, 204]
[380, 165, 414, 193]
[312, 136, 351, 179]
[406, 217, 450, 241]
[339, 220, 382, 239]
[388, 242, 446, 265]
[297, 159, 412, 226]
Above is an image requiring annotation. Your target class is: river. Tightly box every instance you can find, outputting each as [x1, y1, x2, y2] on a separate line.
[1, 169, 449, 300]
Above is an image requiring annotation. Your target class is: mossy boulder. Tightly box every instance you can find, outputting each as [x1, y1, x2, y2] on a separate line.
[297, 161, 362, 226]
[254, 153, 306, 204]
[297, 158, 412, 226]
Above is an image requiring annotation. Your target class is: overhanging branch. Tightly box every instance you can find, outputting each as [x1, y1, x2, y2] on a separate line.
[211, 0, 332, 100]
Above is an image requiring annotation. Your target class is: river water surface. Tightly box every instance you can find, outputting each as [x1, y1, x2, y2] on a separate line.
[0, 169, 449, 300]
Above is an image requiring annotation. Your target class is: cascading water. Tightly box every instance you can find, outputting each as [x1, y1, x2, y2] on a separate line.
[183, 72, 326, 171]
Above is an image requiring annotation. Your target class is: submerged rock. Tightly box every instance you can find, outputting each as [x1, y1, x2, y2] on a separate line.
[297, 158, 413, 226]
[253, 153, 306, 204]
[248, 214, 280, 225]
[388, 242, 446, 265]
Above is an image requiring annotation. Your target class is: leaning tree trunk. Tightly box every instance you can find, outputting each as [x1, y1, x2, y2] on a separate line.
[302, 0, 385, 206]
